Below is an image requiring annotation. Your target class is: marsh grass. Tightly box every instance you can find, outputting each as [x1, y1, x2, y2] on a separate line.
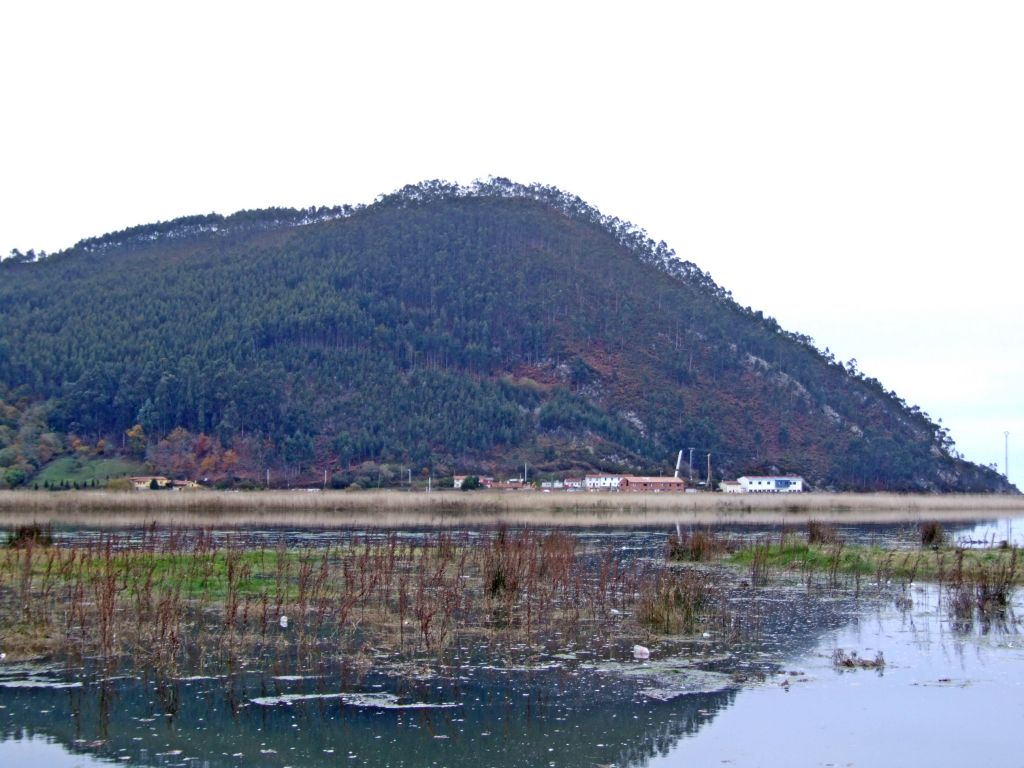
[749, 538, 772, 587]
[0, 527, 725, 675]
[807, 520, 842, 546]
[636, 569, 717, 635]
[728, 540, 1020, 587]
[732, 538, 872, 588]
[920, 521, 945, 548]
[944, 546, 1018, 632]
[667, 528, 730, 562]
[6, 523, 53, 548]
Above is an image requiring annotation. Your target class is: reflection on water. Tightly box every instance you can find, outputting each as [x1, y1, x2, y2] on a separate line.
[0, 662, 742, 767]
[955, 516, 1024, 548]
[38, 516, 1017, 553]
[1, 520, 1021, 767]
[656, 580, 1024, 767]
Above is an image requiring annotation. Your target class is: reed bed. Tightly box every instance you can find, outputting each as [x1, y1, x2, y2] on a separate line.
[636, 570, 727, 635]
[729, 538, 1021, 587]
[0, 527, 727, 675]
[666, 527, 736, 562]
[1, 490, 1022, 529]
[723, 525, 1021, 632]
[944, 545, 1019, 632]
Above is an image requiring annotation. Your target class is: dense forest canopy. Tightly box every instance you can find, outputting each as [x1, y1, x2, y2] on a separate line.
[0, 179, 1013, 492]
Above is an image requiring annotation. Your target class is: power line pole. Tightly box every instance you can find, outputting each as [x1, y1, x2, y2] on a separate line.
[706, 452, 712, 489]
[1005, 431, 1012, 544]
[688, 447, 694, 482]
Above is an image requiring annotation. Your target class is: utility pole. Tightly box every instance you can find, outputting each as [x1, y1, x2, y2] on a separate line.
[524, 462, 528, 484]
[1004, 431, 1012, 543]
[323, 468, 327, 489]
[706, 452, 712, 489]
[688, 447, 694, 482]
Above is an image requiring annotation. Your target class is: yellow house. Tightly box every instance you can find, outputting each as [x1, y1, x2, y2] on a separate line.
[129, 476, 171, 490]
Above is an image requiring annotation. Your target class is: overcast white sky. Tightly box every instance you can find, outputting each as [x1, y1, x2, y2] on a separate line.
[1, 1, 1021, 487]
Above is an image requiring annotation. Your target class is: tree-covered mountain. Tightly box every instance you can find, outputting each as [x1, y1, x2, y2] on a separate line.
[0, 179, 1013, 491]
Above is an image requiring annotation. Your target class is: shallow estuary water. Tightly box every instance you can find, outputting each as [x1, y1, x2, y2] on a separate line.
[1, 518, 1020, 767]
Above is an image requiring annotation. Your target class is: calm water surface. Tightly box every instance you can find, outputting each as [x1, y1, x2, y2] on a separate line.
[1, 519, 1020, 767]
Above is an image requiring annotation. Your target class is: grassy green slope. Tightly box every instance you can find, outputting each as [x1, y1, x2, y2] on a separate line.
[33, 457, 147, 488]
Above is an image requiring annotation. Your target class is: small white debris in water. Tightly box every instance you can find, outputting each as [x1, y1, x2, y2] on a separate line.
[633, 645, 650, 660]
[280, 615, 288, 629]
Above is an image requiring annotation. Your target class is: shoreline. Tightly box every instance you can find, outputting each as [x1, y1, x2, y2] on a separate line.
[1, 489, 1022, 528]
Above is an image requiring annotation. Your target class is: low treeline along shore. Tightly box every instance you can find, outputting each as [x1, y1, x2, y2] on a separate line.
[0, 489, 1022, 528]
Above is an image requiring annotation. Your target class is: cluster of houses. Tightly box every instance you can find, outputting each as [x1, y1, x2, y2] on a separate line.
[126, 472, 805, 494]
[547, 474, 689, 492]
[454, 473, 805, 494]
[128, 476, 201, 491]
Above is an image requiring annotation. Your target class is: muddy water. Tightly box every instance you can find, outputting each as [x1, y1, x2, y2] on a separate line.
[0, 520, 1020, 767]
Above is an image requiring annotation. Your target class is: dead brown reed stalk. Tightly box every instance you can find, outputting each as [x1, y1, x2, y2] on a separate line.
[807, 520, 842, 546]
[750, 538, 771, 587]
[920, 521, 945, 548]
[826, 542, 845, 589]
[667, 528, 727, 562]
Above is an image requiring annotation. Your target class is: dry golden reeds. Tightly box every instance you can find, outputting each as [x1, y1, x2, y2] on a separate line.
[1, 489, 1022, 529]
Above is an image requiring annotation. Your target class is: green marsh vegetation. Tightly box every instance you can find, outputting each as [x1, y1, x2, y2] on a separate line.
[717, 520, 1020, 632]
[725, 521, 1020, 586]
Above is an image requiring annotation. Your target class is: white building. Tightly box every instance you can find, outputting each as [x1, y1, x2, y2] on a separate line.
[734, 476, 804, 493]
[584, 474, 623, 491]
[453, 475, 493, 489]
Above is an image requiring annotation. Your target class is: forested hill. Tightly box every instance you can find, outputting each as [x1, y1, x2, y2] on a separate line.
[0, 179, 1012, 492]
